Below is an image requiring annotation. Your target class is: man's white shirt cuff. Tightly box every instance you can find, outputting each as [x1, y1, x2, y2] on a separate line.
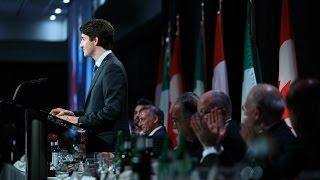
[200, 146, 224, 163]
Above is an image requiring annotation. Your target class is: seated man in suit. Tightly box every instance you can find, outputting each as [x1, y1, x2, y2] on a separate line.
[240, 84, 296, 179]
[284, 79, 320, 178]
[131, 98, 153, 135]
[191, 90, 246, 167]
[172, 92, 202, 162]
[138, 105, 168, 158]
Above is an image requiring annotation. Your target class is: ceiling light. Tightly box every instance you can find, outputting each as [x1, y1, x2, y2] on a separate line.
[50, 15, 56, 21]
[55, 8, 62, 14]
[63, 0, 70, 3]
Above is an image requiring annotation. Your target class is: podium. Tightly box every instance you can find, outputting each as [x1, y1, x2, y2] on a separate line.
[27, 109, 86, 179]
[2, 105, 85, 179]
[0, 78, 85, 180]
[0, 100, 49, 179]
[26, 108, 48, 180]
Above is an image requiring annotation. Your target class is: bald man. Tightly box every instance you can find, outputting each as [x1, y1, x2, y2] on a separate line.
[241, 84, 295, 179]
[191, 90, 246, 167]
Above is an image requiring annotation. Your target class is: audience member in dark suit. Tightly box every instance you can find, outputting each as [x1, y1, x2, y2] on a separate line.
[50, 19, 129, 152]
[138, 105, 169, 158]
[240, 84, 295, 179]
[190, 90, 246, 167]
[130, 98, 153, 135]
[283, 79, 320, 178]
[172, 92, 202, 163]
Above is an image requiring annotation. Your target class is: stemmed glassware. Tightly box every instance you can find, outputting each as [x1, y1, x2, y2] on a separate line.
[55, 150, 73, 179]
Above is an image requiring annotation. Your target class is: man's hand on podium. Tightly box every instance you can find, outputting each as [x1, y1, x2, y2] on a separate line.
[50, 108, 75, 116]
[50, 108, 80, 125]
[58, 115, 79, 124]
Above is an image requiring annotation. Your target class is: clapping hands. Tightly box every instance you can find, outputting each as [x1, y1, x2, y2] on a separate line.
[190, 108, 228, 148]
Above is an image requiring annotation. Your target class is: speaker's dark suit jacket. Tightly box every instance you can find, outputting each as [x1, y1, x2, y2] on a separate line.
[76, 52, 129, 152]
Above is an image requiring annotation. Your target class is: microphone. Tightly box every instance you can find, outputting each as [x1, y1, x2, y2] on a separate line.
[12, 78, 48, 101]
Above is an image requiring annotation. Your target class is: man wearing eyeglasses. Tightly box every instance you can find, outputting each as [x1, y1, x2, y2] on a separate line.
[240, 84, 295, 179]
[190, 90, 246, 167]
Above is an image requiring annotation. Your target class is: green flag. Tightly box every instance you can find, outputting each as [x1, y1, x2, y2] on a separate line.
[241, 0, 262, 122]
[193, 3, 206, 97]
[160, 36, 171, 131]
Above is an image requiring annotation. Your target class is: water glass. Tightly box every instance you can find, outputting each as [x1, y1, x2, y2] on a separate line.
[84, 158, 99, 177]
[55, 164, 69, 180]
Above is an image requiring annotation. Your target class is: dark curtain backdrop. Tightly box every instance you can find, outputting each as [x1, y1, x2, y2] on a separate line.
[113, 17, 162, 118]
[96, 0, 320, 119]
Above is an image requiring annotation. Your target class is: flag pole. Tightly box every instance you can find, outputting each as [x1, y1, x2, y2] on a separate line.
[219, 0, 223, 12]
[176, 15, 180, 36]
[201, 1, 207, 91]
[166, 21, 171, 66]
[167, 21, 171, 38]
[201, 2, 205, 21]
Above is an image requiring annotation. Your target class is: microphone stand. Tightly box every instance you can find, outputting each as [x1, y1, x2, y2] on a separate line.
[12, 78, 48, 101]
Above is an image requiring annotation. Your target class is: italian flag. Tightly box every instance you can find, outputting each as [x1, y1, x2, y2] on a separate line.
[159, 36, 171, 135]
[278, 0, 298, 130]
[212, 9, 229, 95]
[241, 0, 262, 123]
[193, 6, 206, 97]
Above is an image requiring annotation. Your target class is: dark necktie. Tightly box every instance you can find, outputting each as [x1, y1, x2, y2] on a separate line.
[92, 65, 98, 79]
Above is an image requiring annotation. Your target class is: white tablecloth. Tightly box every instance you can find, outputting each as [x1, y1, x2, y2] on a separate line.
[0, 163, 26, 180]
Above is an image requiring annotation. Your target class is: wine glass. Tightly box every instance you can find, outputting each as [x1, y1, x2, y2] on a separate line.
[83, 158, 99, 178]
[55, 163, 69, 180]
[55, 150, 69, 179]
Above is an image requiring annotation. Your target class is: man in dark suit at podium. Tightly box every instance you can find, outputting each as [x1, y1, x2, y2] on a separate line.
[50, 19, 129, 152]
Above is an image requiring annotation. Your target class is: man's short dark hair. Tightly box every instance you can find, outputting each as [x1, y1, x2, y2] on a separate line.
[286, 79, 320, 137]
[175, 92, 199, 120]
[140, 105, 164, 125]
[80, 19, 114, 50]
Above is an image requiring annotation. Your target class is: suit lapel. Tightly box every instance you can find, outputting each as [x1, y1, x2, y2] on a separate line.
[84, 53, 113, 108]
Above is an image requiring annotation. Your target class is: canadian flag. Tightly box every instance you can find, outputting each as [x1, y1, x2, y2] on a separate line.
[212, 9, 229, 95]
[278, 0, 298, 130]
